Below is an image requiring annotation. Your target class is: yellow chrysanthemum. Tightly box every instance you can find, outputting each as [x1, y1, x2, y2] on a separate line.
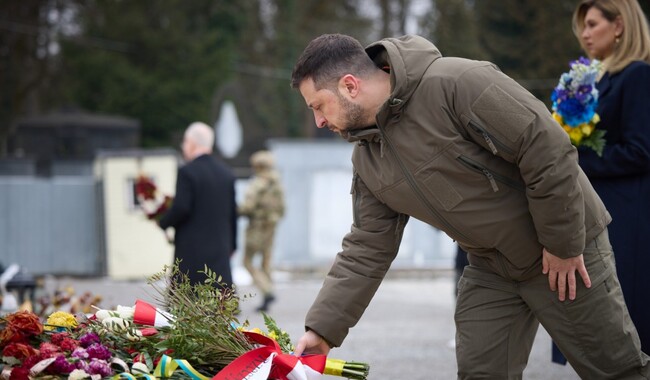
[591, 113, 600, 124]
[45, 311, 78, 331]
[268, 331, 278, 341]
[580, 123, 594, 136]
[568, 128, 584, 144]
[552, 112, 564, 124]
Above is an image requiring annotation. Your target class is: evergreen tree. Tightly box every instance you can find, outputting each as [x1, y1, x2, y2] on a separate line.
[473, 0, 581, 101]
[56, 0, 249, 147]
[421, 0, 486, 60]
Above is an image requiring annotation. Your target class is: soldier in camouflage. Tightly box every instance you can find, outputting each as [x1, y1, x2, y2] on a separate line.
[239, 150, 285, 312]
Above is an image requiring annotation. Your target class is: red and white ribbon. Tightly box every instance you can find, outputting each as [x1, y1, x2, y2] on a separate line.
[212, 332, 326, 380]
[133, 300, 173, 327]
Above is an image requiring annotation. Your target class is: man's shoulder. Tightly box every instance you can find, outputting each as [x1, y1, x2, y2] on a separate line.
[428, 57, 498, 79]
[184, 155, 234, 177]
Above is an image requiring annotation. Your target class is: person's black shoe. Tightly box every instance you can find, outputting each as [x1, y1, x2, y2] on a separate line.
[256, 294, 276, 312]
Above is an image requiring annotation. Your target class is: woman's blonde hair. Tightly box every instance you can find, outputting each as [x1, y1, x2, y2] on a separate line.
[573, 0, 650, 73]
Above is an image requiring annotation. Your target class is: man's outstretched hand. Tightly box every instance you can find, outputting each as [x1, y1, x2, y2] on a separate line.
[542, 248, 591, 301]
[293, 330, 331, 357]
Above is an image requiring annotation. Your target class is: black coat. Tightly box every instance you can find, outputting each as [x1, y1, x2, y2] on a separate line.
[578, 60, 650, 350]
[159, 154, 238, 287]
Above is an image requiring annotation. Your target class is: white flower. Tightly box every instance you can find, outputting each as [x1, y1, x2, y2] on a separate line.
[131, 361, 150, 375]
[94, 309, 113, 321]
[68, 369, 91, 379]
[116, 305, 135, 320]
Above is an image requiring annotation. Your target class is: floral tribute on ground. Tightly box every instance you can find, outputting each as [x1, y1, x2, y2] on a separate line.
[551, 57, 606, 156]
[0, 264, 369, 380]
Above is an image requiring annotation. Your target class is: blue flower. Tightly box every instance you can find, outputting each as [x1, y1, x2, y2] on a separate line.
[551, 57, 601, 127]
[558, 98, 590, 126]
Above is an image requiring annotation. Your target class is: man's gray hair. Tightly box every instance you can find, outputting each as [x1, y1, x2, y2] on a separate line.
[185, 121, 214, 149]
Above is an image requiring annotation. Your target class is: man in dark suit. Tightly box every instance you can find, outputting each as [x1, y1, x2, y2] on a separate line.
[159, 121, 238, 287]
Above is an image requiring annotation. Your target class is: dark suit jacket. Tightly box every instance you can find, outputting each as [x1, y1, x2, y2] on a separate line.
[159, 154, 238, 286]
[578, 60, 650, 350]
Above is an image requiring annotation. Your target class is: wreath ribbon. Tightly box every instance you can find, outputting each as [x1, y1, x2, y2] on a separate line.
[212, 332, 326, 380]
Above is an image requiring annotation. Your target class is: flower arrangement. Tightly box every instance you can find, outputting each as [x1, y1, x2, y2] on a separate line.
[0, 311, 126, 379]
[134, 174, 173, 222]
[551, 57, 606, 156]
[0, 264, 369, 380]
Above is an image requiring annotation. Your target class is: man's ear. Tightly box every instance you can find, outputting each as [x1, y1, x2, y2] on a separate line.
[339, 74, 360, 98]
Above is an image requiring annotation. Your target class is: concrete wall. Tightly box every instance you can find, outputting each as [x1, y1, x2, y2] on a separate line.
[0, 176, 101, 275]
[94, 150, 178, 280]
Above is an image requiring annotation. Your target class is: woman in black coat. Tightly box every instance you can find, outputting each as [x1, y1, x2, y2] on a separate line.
[573, 0, 650, 351]
[159, 122, 238, 287]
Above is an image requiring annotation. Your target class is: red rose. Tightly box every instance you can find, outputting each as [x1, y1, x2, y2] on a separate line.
[8, 366, 30, 380]
[22, 354, 42, 368]
[2, 342, 38, 361]
[59, 337, 78, 352]
[4, 311, 43, 337]
[49, 332, 70, 345]
[0, 327, 26, 346]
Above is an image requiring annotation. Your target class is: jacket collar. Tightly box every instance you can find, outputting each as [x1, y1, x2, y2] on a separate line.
[344, 126, 381, 143]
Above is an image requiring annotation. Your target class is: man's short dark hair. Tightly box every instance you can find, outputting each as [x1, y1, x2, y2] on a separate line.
[290, 34, 378, 90]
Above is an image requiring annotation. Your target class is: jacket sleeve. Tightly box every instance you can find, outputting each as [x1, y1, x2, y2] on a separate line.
[159, 167, 193, 230]
[305, 172, 408, 347]
[455, 64, 586, 258]
[579, 64, 650, 177]
[230, 178, 238, 253]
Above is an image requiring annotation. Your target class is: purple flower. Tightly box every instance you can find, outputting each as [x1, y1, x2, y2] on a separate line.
[575, 85, 594, 103]
[86, 343, 112, 361]
[573, 56, 591, 66]
[87, 358, 113, 377]
[79, 332, 101, 348]
[551, 88, 570, 103]
[48, 355, 77, 374]
[72, 347, 89, 359]
[76, 359, 90, 371]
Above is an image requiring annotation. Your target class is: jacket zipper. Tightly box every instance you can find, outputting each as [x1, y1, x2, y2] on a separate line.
[376, 124, 477, 246]
[457, 156, 525, 192]
[350, 173, 361, 228]
[468, 121, 515, 157]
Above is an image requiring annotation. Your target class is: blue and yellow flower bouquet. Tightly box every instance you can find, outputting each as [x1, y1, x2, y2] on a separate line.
[551, 57, 606, 156]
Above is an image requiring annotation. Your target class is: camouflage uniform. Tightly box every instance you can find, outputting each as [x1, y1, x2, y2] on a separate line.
[239, 151, 285, 311]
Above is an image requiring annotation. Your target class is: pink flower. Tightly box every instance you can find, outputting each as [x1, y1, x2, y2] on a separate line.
[38, 342, 61, 358]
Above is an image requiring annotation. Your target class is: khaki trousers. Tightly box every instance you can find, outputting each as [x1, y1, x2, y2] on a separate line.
[455, 229, 649, 379]
[243, 223, 276, 295]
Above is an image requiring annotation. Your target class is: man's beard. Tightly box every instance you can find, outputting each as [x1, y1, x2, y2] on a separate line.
[335, 92, 366, 133]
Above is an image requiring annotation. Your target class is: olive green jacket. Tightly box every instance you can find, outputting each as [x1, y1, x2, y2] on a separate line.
[305, 35, 611, 347]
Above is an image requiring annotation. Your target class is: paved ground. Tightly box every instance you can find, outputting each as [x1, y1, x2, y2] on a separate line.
[39, 269, 581, 380]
